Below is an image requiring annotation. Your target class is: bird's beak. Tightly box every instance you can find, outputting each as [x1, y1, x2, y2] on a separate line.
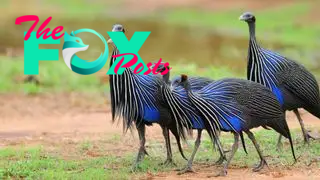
[239, 15, 246, 21]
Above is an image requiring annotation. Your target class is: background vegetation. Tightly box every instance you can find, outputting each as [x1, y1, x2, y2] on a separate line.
[1, 0, 320, 94]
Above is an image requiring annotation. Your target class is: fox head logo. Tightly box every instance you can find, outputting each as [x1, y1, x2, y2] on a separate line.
[62, 32, 89, 70]
[61, 29, 108, 75]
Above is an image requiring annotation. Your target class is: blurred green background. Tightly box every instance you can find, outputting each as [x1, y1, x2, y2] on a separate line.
[1, 0, 320, 94]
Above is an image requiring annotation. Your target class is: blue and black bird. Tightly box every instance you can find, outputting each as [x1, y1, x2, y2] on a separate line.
[153, 68, 247, 175]
[156, 72, 227, 174]
[175, 75, 296, 176]
[107, 24, 187, 168]
[108, 24, 216, 168]
[239, 12, 320, 147]
[154, 64, 250, 174]
[153, 63, 222, 148]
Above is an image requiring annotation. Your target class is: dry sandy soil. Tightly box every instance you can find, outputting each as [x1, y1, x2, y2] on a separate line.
[0, 93, 320, 179]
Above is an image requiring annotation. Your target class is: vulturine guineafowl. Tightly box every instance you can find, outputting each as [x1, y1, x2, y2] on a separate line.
[240, 12, 320, 148]
[154, 64, 250, 174]
[176, 75, 296, 176]
[107, 24, 187, 169]
[108, 24, 223, 169]
[156, 73, 226, 174]
[152, 62, 224, 161]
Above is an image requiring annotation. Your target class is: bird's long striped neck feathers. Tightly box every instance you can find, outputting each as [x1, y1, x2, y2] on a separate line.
[109, 47, 122, 123]
[109, 47, 161, 132]
[247, 22, 290, 90]
[161, 82, 201, 140]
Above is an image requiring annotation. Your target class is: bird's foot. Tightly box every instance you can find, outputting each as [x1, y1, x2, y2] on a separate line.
[214, 156, 225, 165]
[304, 132, 317, 144]
[143, 149, 149, 156]
[130, 163, 141, 172]
[252, 159, 268, 172]
[159, 159, 176, 166]
[177, 166, 195, 175]
[211, 169, 227, 177]
[131, 148, 148, 172]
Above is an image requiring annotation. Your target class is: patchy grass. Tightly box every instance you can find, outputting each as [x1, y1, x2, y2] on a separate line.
[1, 129, 319, 179]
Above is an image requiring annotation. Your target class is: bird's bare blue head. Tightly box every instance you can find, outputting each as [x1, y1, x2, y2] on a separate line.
[108, 24, 126, 46]
[151, 61, 171, 83]
[112, 24, 125, 33]
[171, 76, 182, 86]
[239, 12, 256, 24]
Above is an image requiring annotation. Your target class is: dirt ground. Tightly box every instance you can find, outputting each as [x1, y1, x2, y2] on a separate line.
[0, 93, 320, 179]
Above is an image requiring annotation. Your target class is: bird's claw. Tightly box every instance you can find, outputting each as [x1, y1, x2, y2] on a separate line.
[214, 157, 225, 165]
[159, 159, 176, 166]
[252, 159, 268, 172]
[130, 164, 140, 172]
[214, 156, 226, 165]
[304, 133, 317, 144]
[177, 166, 195, 175]
[211, 169, 227, 177]
[144, 149, 149, 156]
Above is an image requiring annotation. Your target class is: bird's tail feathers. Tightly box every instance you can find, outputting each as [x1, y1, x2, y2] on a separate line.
[240, 131, 248, 154]
[268, 117, 296, 161]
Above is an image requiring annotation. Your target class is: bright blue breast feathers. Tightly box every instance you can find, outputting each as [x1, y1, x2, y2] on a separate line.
[271, 85, 284, 106]
[143, 105, 160, 122]
[193, 79, 246, 133]
[219, 116, 242, 132]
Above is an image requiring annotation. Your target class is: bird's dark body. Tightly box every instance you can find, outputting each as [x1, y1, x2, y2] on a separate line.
[157, 76, 215, 131]
[247, 48, 320, 116]
[176, 76, 295, 175]
[241, 12, 320, 147]
[188, 78, 290, 137]
[171, 76, 296, 175]
[107, 26, 193, 167]
[277, 62, 320, 115]
[108, 36, 216, 167]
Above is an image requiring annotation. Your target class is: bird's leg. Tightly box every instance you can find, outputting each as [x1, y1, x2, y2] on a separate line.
[177, 129, 202, 175]
[171, 128, 188, 161]
[211, 132, 227, 166]
[132, 124, 148, 171]
[214, 132, 239, 177]
[245, 130, 268, 172]
[159, 126, 176, 166]
[294, 109, 316, 144]
[276, 135, 283, 151]
[214, 138, 228, 165]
